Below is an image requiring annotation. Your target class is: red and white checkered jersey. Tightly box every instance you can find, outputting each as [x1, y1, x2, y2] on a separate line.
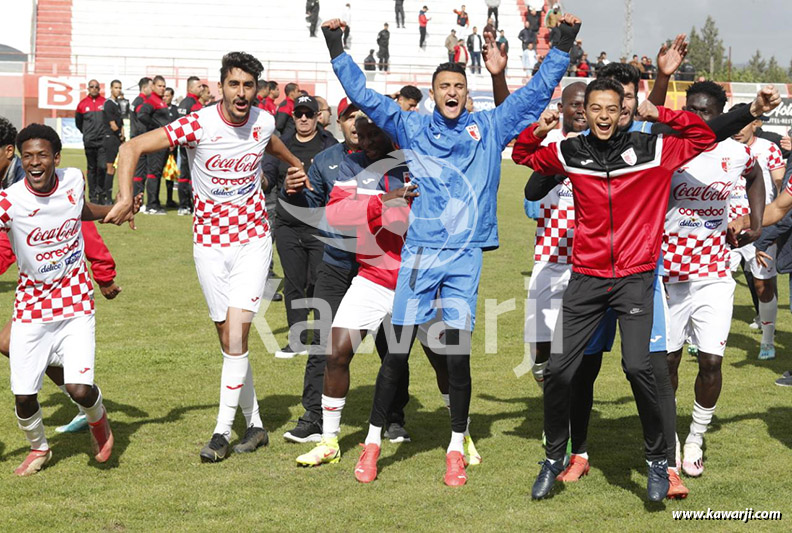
[663, 139, 756, 283]
[747, 136, 786, 202]
[534, 128, 575, 264]
[0, 168, 94, 323]
[164, 104, 274, 247]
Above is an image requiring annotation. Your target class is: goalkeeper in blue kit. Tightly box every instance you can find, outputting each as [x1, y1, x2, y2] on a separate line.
[317, 14, 581, 486]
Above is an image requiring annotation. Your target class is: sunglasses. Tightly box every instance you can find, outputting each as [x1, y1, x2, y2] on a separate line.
[294, 110, 316, 119]
[88, 85, 100, 89]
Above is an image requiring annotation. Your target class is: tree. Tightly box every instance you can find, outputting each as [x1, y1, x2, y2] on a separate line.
[746, 50, 767, 78]
[687, 16, 725, 77]
[765, 56, 790, 84]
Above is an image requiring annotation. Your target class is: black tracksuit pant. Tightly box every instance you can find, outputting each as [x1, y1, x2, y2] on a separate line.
[146, 148, 168, 209]
[84, 145, 105, 203]
[300, 262, 409, 426]
[544, 270, 665, 462]
[275, 222, 324, 346]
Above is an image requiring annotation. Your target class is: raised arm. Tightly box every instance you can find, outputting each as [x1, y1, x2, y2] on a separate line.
[483, 30, 509, 105]
[491, 15, 580, 147]
[322, 20, 412, 145]
[647, 34, 687, 107]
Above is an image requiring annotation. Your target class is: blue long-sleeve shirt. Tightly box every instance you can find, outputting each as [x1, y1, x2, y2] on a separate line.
[331, 47, 569, 250]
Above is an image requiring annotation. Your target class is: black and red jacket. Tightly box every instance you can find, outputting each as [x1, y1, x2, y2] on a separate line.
[138, 92, 171, 131]
[513, 107, 716, 278]
[130, 93, 148, 138]
[75, 95, 107, 147]
[177, 93, 203, 118]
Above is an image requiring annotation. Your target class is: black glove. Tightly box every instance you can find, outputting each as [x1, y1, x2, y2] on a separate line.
[322, 25, 345, 59]
[556, 21, 581, 53]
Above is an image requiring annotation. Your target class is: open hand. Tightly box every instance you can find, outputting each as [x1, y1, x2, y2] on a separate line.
[657, 34, 688, 77]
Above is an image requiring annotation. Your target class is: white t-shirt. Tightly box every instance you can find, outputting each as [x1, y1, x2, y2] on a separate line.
[0, 168, 94, 323]
[164, 104, 275, 247]
[663, 139, 755, 283]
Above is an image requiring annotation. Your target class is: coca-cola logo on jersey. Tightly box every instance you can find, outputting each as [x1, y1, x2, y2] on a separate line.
[205, 153, 263, 173]
[27, 218, 81, 247]
[673, 181, 731, 202]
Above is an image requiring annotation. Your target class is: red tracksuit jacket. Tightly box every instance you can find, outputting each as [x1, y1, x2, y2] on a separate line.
[512, 107, 716, 278]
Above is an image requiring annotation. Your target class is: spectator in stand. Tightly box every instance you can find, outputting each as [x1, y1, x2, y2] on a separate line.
[467, 27, 483, 74]
[342, 3, 352, 49]
[454, 4, 470, 40]
[256, 80, 270, 109]
[262, 95, 338, 358]
[532, 54, 544, 76]
[101, 79, 124, 206]
[453, 38, 469, 69]
[264, 81, 279, 115]
[546, 4, 562, 48]
[445, 29, 458, 63]
[377, 23, 390, 71]
[394, 0, 405, 28]
[678, 59, 696, 81]
[130, 77, 152, 205]
[641, 55, 657, 80]
[117, 90, 129, 118]
[485, 0, 500, 29]
[199, 84, 214, 106]
[276, 82, 301, 137]
[364, 49, 377, 70]
[526, 6, 541, 35]
[497, 29, 509, 55]
[569, 39, 584, 75]
[629, 54, 645, 76]
[594, 51, 610, 74]
[175, 76, 203, 216]
[75, 79, 106, 204]
[315, 96, 332, 128]
[576, 53, 591, 77]
[306, 0, 320, 38]
[419, 7, 431, 50]
[519, 20, 537, 50]
[522, 41, 538, 75]
[138, 75, 171, 215]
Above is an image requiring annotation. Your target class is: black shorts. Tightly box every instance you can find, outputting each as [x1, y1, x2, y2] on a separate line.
[103, 135, 121, 164]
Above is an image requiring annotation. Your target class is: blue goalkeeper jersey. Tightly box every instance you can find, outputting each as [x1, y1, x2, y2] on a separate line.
[331, 47, 569, 250]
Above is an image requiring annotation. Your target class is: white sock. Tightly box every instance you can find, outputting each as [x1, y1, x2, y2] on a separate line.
[58, 385, 86, 415]
[365, 424, 382, 446]
[759, 296, 777, 345]
[322, 395, 345, 439]
[238, 358, 263, 428]
[447, 431, 465, 454]
[81, 387, 104, 424]
[675, 432, 681, 467]
[573, 452, 589, 460]
[17, 409, 48, 451]
[214, 352, 249, 441]
[686, 401, 716, 447]
[532, 361, 548, 390]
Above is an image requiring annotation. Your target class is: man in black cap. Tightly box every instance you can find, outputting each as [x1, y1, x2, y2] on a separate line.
[262, 95, 338, 358]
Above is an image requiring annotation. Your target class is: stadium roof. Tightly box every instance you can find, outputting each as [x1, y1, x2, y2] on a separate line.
[0, 44, 26, 62]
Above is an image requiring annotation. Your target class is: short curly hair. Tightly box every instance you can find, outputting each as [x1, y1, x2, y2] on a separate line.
[686, 80, 728, 112]
[220, 52, 264, 83]
[16, 123, 62, 155]
[0, 117, 17, 148]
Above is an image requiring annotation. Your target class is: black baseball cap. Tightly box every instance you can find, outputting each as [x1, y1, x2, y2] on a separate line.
[294, 94, 319, 113]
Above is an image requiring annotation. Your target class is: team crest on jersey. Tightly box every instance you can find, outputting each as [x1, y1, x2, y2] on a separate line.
[620, 147, 637, 166]
[403, 171, 411, 183]
[252, 126, 262, 142]
[466, 124, 481, 142]
[721, 157, 731, 172]
[66, 189, 76, 205]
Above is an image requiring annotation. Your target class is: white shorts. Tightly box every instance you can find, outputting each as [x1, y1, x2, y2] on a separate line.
[9, 314, 96, 395]
[524, 261, 571, 343]
[667, 277, 735, 357]
[332, 275, 394, 332]
[730, 243, 776, 280]
[193, 237, 272, 322]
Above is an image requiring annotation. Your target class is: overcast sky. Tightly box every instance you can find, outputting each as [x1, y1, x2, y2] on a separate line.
[564, 0, 791, 67]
